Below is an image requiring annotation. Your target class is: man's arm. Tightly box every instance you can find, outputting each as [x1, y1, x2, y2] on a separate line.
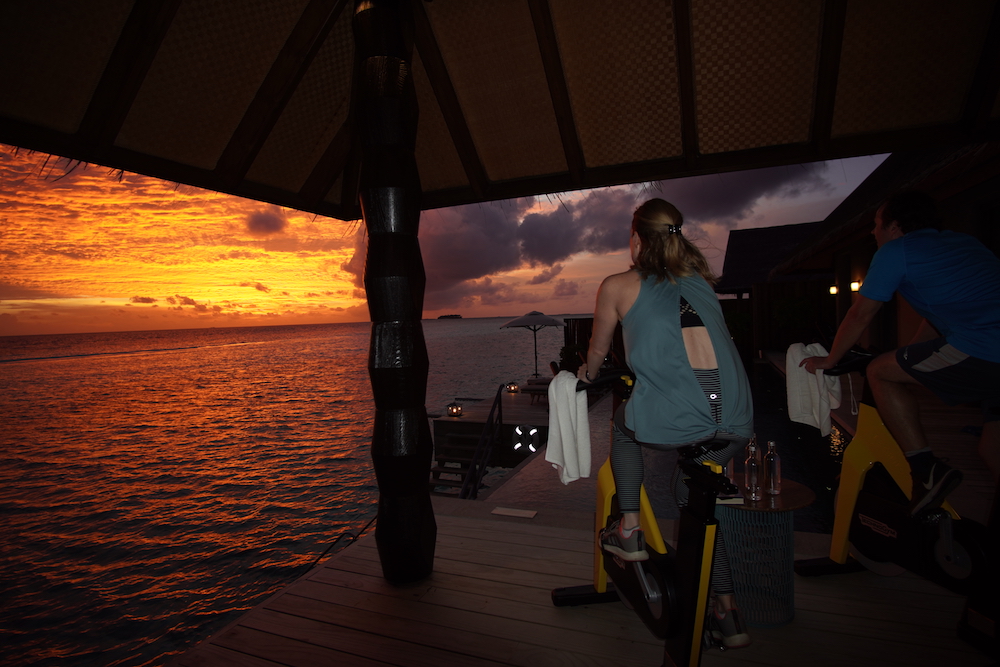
[801, 295, 884, 373]
[909, 318, 940, 345]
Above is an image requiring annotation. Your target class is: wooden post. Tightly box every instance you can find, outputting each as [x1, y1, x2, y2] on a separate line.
[353, 0, 435, 584]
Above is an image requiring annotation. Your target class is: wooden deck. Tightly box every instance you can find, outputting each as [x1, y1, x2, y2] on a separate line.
[171, 496, 992, 667]
[173, 359, 997, 666]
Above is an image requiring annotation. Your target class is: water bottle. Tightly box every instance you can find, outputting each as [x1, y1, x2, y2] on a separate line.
[764, 440, 782, 495]
[744, 442, 762, 501]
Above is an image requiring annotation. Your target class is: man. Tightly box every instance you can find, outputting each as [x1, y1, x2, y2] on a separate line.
[802, 191, 1000, 515]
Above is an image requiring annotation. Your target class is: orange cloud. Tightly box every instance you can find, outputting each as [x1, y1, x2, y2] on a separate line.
[0, 147, 365, 335]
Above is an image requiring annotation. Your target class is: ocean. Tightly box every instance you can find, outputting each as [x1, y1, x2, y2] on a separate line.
[0, 318, 569, 666]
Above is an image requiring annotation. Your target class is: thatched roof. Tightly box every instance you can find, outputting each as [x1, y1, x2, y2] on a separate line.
[3, 1, 999, 221]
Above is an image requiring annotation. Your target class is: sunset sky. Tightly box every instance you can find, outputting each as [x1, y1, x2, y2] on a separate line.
[0, 145, 886, 337]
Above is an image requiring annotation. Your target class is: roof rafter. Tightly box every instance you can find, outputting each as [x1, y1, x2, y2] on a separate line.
[671, 0, 700, 164]
[527, 0, 585, 186]
[810, 0, 847, 153]
[215, 0, 351, 186]
[75, 0, 182, 158]
[420, 121, 1000, 211]
[411, 0, 488, 200]
[962, 1, 1000, 135]
[299, 119, 354, 210]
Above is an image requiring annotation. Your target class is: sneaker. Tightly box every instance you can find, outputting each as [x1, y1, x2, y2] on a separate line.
[709, 606, 751, 649]
[600, 519, 648, 561]
[909, 457, 963, 516]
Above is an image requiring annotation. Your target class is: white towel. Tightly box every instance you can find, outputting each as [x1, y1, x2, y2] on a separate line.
[545, 370, 591, 484]
[785, 342, 842, 436]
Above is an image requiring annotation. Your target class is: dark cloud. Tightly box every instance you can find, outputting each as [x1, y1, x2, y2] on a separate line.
[0, 282, 70, 299]
[42, 246, 95, 260]
[245, 206, 289, 237]
[341, 199, 529, 292]
[239, 281, 271, 293]
[129, 296, 156, 303]
[420, 201, 528, 290]
[518, 188, 636, 265]
[527, 264, 563, 285]
[341, 162, 836, 308]
[657, 162, 833, 224]
[553, 279, 580, 297]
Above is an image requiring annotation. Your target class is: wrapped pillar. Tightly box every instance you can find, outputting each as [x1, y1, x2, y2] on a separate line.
[353, 0, 435, 584]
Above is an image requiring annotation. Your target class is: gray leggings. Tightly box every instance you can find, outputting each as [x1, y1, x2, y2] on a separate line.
[610, 418, 746, 597]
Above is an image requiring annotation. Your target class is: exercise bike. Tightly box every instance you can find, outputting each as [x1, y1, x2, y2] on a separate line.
[793, 348, 998, 660]
[551, 370, 739, 667]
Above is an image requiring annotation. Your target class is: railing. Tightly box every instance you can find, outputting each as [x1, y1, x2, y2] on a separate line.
[459, 383, 505, 499]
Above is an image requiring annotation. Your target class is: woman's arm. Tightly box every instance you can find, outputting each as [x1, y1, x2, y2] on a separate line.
[579, 272, 636, 382]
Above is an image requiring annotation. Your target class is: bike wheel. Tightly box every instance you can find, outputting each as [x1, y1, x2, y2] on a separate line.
[934, 536, 972, 580]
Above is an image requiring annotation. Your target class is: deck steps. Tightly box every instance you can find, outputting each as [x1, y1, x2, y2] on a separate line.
[430, 433, 481, 496]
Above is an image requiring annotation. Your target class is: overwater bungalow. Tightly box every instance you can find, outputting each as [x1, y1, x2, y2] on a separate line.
[3, 2, 999, 664]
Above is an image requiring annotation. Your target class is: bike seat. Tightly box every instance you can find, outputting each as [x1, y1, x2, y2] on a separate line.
[677, 438, 731, 461]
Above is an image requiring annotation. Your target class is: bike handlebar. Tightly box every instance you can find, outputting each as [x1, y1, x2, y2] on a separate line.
[575, 368, 635, 392]
[824, 347, 876, 377]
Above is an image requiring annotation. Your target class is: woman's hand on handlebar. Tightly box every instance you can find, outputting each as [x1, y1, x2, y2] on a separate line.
[800, 355, 836, 375]
[576, 362, 591, 383]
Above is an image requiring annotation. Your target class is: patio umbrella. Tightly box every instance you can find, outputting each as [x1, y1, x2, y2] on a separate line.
[501, 311, 565, 377]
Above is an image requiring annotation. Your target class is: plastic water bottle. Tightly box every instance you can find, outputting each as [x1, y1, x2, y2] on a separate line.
[744, 442, 762, 501]
[764, 440, 782, 495]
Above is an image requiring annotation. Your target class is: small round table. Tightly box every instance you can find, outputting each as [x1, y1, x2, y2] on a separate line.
[716, 475, 815, 627]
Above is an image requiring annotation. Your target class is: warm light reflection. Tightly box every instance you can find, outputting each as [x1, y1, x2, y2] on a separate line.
[829, 424, 848, 458]
[829, 285, 838, 295]
[850, 281, 861, 292]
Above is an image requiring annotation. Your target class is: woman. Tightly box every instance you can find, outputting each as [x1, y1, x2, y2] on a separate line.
[578, 198, 753, 648]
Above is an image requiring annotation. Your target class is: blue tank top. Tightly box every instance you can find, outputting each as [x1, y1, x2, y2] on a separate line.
[622, 273, 753, 445]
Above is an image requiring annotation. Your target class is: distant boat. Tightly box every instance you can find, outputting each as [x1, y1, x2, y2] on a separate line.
[437, 314, 462, 319]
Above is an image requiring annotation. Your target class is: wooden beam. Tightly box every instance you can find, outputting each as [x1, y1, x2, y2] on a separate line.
[527, 0, 585, 186]
[671, 0, 699, 163]
[214, 0, 350, 185]
[339, 138, 363, 219]
[0, 117, 355, 219]
[811, 0, 847, 152]
[420, 122, 999, 211]
[5, 113, 995, 224]
[74, 0, 182, 157]
[962, 1, 1000, 135]
[410, 0, 489, 199]
[298, 118, 354, 207]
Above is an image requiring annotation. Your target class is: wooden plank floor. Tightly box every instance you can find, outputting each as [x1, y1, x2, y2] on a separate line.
[171, 499, 992, 667]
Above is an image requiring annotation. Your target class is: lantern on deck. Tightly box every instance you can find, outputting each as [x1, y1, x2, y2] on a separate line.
[505, 381, 520, 393]
[447, 402, 463, 417]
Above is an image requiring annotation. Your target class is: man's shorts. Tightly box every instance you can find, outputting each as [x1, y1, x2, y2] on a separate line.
[897, 337, 1000, 422]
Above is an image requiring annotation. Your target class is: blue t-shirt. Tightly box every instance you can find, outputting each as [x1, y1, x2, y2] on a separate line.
[860, 229, 1000, 362]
